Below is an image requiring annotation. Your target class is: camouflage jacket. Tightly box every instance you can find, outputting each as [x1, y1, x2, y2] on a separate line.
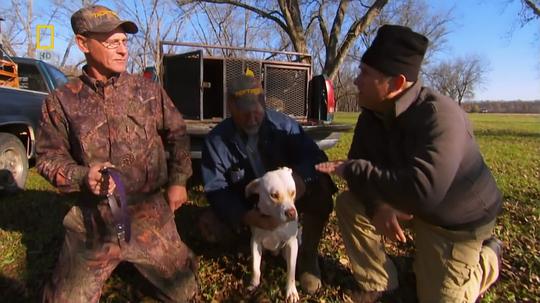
[36, 68, 192, 194]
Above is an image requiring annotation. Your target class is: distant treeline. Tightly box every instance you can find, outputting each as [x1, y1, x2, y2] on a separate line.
[336, 99, 540, 113]
[462, 101, 540, 113]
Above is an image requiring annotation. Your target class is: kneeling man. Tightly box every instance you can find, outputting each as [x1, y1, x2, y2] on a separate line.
[317, 25, 502, 303]
[201, 71, 336, 294]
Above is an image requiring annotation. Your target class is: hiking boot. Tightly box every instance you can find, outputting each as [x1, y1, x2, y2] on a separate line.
[344, 289, 384, 303]
[482, 236, 503, 267]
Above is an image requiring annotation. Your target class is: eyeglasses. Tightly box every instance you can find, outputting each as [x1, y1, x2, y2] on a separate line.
[84, 34, 129, 49]
[99, 38, 129, 49]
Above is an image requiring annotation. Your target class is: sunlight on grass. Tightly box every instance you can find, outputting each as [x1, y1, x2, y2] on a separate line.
[0, 112, 538, 302]
[328, 112, 540, 302]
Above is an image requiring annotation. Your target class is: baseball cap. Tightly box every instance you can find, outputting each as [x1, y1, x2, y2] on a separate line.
[71, 5, 138, 35]
[228, 69, 264, 111]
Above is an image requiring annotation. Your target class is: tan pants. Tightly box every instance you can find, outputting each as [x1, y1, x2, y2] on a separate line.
[335, 191, 499, 303]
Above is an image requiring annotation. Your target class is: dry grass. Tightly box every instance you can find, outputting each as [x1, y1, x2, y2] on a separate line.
[0, 112, 538, 302]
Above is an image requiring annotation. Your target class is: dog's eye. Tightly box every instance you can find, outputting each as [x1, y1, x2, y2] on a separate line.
[289, 190, 295, 197]
[270, 192, 279, 200]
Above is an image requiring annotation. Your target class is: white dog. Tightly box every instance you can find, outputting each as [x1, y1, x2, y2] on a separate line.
[245, 167, 300, 303]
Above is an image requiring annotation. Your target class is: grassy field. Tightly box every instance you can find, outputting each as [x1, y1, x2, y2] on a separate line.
[0, 112, 538, 302]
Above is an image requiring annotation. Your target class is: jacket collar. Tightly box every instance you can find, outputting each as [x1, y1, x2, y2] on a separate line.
[371, 80, 422, 129]
[394, 80, 423, 117]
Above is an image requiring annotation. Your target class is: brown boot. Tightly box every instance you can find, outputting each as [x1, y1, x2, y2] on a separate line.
[345, 289, 384, 303]
[297, 214, 326, 294]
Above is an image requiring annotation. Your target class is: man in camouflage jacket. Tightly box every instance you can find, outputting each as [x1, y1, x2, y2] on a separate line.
[36, 5, 197, 302]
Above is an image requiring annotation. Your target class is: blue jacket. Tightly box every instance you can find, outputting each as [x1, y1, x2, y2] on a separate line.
[201, 110, 328, 228]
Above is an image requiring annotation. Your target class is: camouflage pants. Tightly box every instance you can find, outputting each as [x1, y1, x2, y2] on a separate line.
[42, 192, 198, 303]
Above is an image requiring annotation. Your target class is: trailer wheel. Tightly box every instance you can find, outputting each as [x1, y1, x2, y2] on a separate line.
[0, 133, 29, 193]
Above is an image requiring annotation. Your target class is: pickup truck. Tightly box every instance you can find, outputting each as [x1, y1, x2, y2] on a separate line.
[1, 45, 349, 191]
[0, 57, 68, 192]
[159, 41, 350, 162]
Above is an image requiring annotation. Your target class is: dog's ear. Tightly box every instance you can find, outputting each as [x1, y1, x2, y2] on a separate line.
[245, 178, 260, 198]
[279, 167, 292, 174]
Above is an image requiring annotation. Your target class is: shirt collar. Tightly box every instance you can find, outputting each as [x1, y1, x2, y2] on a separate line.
[80, 65, 126, 92]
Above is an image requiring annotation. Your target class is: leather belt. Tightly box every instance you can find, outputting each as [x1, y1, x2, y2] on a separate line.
[100, 167, 131, 243]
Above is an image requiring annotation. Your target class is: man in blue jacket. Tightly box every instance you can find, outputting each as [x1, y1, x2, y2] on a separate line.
[201, 71, 336, 294]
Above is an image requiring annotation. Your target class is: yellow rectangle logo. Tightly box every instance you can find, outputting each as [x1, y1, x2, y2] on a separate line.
[36, 25, 54, 50]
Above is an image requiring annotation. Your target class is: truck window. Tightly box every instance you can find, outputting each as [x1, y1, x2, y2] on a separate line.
[46, 64, 68, 87]
[17, 63, 48, 92]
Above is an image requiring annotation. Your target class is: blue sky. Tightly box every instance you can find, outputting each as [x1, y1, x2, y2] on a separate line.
[30, 0, 539, 101]
[430, 0, 540, 101]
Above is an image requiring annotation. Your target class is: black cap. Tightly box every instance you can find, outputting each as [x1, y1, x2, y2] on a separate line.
[361, 24, 428, 81]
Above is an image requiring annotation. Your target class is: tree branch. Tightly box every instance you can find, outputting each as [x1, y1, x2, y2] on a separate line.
[180, 0, 288, 32]
[327, 0, 388, 79]
[328, 0, 349, 53]
[524, 0, 540, 17]
[316, 1, 329, 46]
[277, 0, 308, 54]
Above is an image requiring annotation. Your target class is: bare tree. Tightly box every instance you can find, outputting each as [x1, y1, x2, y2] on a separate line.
[0, 12, 23, 56]
[424, 55, 489, 105]
[376, 0, 453, 65]
[114, 0, 190, 74]
[332, 0, 453, 112]
[9, 0, 36, 58]
[187, 3, 242, 57]
[178, 0, 389, 81]
[521, 0, 540, 23]
[180, 2, 294, 61]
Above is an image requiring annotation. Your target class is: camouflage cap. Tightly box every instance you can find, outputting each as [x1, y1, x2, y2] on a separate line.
[71, 5, 138, 35]
[227, 69, 264, 111]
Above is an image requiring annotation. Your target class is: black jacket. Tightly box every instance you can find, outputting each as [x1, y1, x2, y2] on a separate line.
[345, 81, 502, 230]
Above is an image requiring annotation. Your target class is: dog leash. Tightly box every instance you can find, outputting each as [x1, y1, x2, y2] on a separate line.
[100, 167, 131, 243]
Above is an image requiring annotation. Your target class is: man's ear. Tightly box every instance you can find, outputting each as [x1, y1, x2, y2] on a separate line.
[75, 34, 90, 54]
[245, 178, 260, 198]
[387, 74, 408, 99]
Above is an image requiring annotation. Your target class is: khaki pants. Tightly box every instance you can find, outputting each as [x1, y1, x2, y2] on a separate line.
[42, 193, 198, 303]
[335, 191, 499, 303]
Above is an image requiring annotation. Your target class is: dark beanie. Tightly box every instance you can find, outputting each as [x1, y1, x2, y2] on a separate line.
[361, 24, 429, 81]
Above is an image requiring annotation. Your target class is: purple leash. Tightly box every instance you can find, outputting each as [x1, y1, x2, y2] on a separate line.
[101, 167, 131, 243]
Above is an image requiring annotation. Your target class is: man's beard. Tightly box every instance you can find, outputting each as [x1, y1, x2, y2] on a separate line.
[243, 124, 261, 135]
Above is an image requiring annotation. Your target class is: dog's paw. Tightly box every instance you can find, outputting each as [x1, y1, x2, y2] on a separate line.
[248, 281, 260, 292]
[285, 286, 299, 303]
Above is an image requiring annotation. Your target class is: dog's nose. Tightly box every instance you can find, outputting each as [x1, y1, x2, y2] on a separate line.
[285, 208, 297, 220]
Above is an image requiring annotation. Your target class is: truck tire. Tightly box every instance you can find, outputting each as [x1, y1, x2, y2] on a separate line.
[0, 133, 29, 192]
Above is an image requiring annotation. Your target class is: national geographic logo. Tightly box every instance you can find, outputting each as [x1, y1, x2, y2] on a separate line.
[36, 25, 54, 50]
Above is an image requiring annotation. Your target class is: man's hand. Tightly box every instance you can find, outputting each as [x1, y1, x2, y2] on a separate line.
[243, 209, 280, 230]
[167, 185, 188, 212]
[291, 172, 306, 200]
[371, 203, 413, 243]
[86, 162, 115, 196]
[315, 160, 347, 178]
